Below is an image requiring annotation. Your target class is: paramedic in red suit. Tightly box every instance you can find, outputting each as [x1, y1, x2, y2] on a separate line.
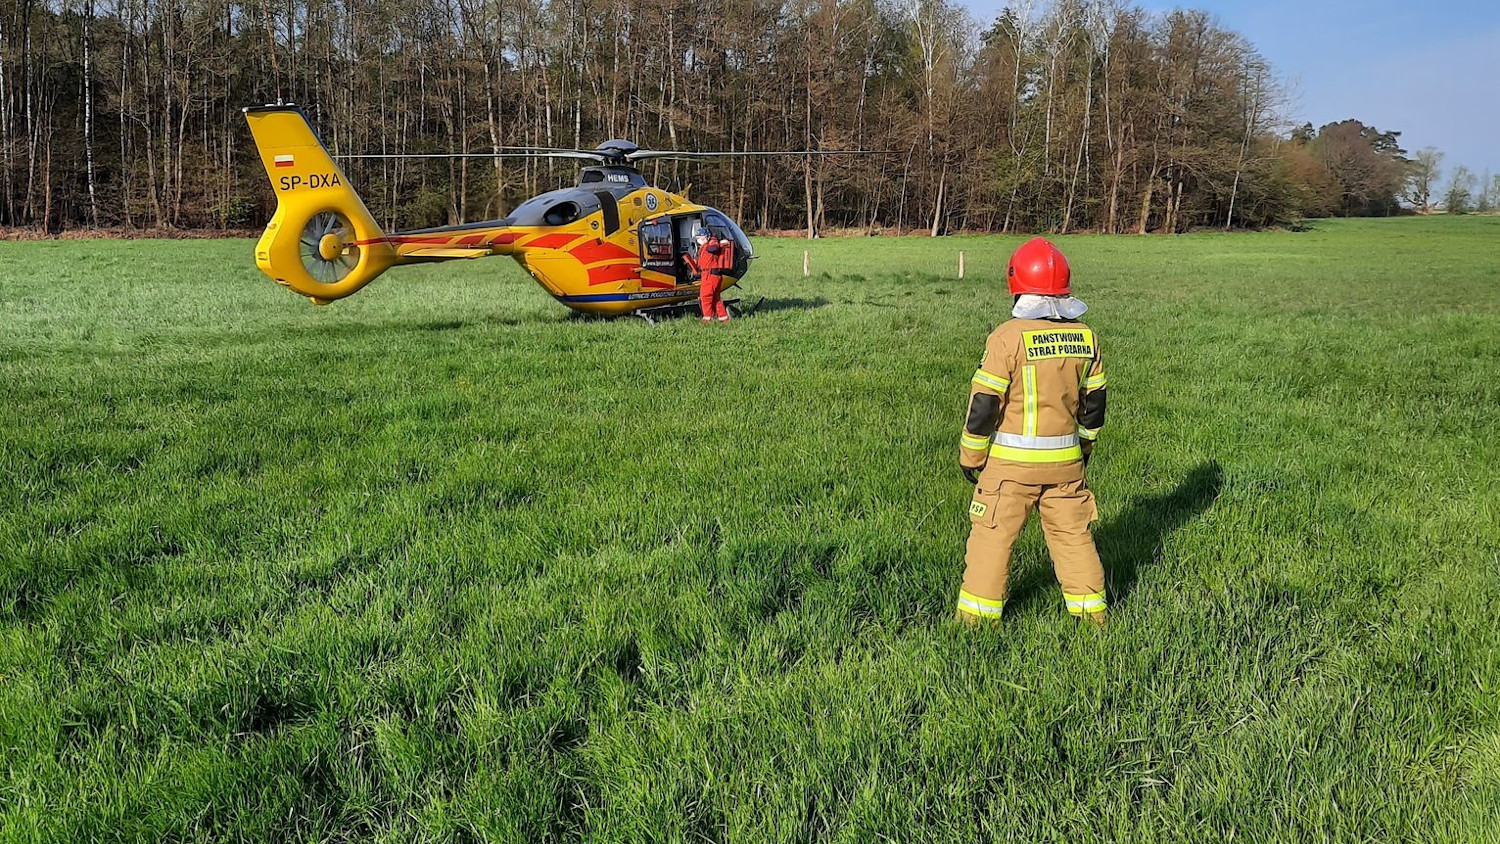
[683, 230, 711, 321]
[693, 232, 732, 323]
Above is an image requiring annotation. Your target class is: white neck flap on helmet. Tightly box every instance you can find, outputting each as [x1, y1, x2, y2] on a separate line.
[1013, 294, 1088, 320]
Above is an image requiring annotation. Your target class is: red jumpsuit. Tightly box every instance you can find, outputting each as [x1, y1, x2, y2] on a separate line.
[694, 238, 732, 322]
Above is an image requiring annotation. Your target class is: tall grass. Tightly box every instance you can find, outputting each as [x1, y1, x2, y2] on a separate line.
[1, 217, 1496, 841]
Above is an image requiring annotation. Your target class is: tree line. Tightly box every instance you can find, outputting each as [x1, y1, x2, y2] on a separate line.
[0, 0, 1465, 235]
[1406, 147, 1500, 216]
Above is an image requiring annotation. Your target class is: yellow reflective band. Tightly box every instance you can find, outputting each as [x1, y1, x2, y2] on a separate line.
[972, 369, 1011, 392]
[1082, 373, 1107, 390]
[1023, 366, 1037, 437]
[1063, 590, 1107, 615]
[989, 443, 1083, 463]
[957, 589, 1005, 618]
[961, 431, 992, 451]
[1077, 425, 1101, 442]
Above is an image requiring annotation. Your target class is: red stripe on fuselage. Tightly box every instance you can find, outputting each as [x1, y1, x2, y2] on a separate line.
[587, 263, 639, 286]
[570, 239, 636, 264]
[524, 232, 582, 250]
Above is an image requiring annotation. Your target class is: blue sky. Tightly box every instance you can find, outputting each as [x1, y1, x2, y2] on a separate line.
[962, 0, 1500, 180]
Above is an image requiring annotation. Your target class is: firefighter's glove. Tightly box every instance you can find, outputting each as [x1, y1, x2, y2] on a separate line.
[963, 466, 982, 485]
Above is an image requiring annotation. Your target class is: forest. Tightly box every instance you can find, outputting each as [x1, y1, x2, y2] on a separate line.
[0, 0, 1419, 235]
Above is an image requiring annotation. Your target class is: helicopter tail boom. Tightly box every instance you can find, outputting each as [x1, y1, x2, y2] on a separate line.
[244, 105, 396, 304]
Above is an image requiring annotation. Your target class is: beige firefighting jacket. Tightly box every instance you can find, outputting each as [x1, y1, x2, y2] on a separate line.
[960, 318, 1107, 485]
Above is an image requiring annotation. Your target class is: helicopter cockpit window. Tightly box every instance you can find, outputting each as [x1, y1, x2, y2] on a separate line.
[581, 170, 604, 184]
[543, 201, 582, 226]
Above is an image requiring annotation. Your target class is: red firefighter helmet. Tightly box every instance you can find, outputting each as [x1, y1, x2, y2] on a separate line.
[1006, 237, 1071, 296]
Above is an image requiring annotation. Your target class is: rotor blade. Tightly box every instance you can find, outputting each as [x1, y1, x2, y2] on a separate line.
[333, 151, 605, 162]
[343, 143, 598, 155]
[626, 149, 881, 162]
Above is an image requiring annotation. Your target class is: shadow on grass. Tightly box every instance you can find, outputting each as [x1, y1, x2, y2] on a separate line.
[285, 314, 528, 339]
[412, 314, 528, 331]
[563, 295, 829, 324]
[749, 296, 830, 315]
[1009, 460, 1224, 613]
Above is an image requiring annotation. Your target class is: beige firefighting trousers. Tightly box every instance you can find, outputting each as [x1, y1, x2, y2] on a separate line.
[959, 474, 1105, 621]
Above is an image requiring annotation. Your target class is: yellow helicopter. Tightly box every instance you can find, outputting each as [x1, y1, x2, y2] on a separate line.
[245, 104, 851, 319]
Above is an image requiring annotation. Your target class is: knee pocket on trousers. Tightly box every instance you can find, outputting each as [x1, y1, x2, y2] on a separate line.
[969, 481, 1002, 529]
[1081, 487, 1099, 524]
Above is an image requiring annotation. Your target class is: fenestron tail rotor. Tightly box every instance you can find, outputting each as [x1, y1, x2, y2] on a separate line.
[298, 210, 361, 285]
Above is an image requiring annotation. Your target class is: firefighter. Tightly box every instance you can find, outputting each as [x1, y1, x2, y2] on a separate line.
[956, 237, 1108, 625]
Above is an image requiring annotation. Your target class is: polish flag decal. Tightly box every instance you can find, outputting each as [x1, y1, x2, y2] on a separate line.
[274, 155, 295, 168]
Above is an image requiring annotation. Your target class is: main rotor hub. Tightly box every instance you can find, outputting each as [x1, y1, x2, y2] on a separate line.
[593, 138, 640, 166]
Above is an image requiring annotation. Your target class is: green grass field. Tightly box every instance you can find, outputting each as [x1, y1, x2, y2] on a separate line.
[2, 217, 1498, 842]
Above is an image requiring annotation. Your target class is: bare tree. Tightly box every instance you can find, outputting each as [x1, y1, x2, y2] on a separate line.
[1405, 147, 1443, 214]
[1443, 164, 1475, 214]
[1225, 51, 1275, 230]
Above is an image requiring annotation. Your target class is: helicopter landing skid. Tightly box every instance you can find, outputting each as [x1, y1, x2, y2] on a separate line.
[633, 297, 752, 326]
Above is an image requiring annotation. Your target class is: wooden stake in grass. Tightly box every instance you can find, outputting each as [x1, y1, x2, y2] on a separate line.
[803, 250, 810, 278]
[959, 251, 966, 279]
